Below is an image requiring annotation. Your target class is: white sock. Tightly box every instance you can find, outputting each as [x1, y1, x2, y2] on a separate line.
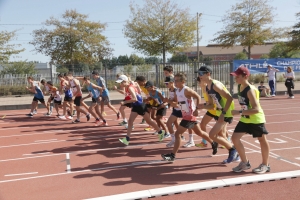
[124, 118, 127, 122]
[171, 133, 175, 142]
[189, 134, 194, 143]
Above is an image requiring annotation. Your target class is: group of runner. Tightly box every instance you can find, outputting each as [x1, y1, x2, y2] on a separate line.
[25, 65, 270, 174]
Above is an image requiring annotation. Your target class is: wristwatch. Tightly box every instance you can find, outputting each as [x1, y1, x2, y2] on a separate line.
[239, 110, 243, 115]
[221, 109, 226, 115]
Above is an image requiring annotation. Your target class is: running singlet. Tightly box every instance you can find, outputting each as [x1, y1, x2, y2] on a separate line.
[149, 90, 163, 107]
[203, 91, 216, 115]
[88, 83, 100, 99]
[140, 86, 154, 105]
[33, 81, 44, 99]
[51, 87, 62, 101]
[176, 86, 196, 121]
[70, 79, 82, 97]
[128, 85, 143, 106]
[96, 77, 109, 97]
[169, 88, 180, 111]
[63, 82, 73, 98]
[238, 84, 265, 124]
[206, 80, 234, 117]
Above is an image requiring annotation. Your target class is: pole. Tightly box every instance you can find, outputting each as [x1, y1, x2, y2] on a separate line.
[50, 62, 53, 82]
[197, 12, 199, 62]
[104, 62, 107, 85]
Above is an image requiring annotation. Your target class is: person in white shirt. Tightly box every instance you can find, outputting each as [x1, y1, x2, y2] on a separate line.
[266, 65, 279, 97]
[283, 66, 295, 99]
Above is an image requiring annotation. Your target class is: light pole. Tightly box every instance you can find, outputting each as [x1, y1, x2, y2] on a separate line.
[197, 13, 202, 62]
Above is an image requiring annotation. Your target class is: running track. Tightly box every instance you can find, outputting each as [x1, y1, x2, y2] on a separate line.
[0, 95, 300, 200]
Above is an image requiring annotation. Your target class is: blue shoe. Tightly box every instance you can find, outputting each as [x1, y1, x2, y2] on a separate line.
[226, 148, 238, 163]
[222, 154, 241, 164]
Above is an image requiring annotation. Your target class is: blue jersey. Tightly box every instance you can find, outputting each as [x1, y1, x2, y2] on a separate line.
[149, 90, 163, 106]
[96, 77, 109, 97]
[33, 81, 44, 99]
[88, 83, 100, 99]
[63, 85, 73, 98]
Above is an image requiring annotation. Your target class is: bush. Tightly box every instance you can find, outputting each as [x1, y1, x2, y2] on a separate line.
[0, 85, 30, 96]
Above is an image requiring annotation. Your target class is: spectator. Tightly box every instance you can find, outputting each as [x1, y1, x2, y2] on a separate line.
[258, 81, 271, 98]
[266, 64, 279, 97]
[283, 66, 295, 99]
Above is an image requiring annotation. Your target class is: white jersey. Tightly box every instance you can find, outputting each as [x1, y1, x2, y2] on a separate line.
[176, 86, 196, 121]
[169, 88, 180, 111]
[70, 79, 82, 97]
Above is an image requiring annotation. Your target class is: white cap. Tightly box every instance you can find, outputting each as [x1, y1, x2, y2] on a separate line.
[115, 75, 128, 83]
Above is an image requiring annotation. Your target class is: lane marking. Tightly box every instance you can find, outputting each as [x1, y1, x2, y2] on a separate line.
[66, 153, 71, 173]
[35, 139, 57, 142]
[296, 157, 300, 160]
[4, 172, 38, 177]
[23, 152, 50, 156]
[255, 138, 287, 144]
[281, 135, 300, 143]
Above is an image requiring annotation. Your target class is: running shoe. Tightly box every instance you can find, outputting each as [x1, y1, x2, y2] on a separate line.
[226, 148, 238, 163]
[119, 121, 128, 126]
[232, 160, 251, 173]
[102, 112, 107, 116]
[145, 127, 153, 131]
[119, 137, 129, 146]
[222, 154, 241, 164]
[95, 119, 101, 126]
[183, 141, 195, 148]
[44, 113, 51, 117]
[59, 115, 67, 120]
[125, 124, 134, 129]
[158, 130, 166, 142]
[161, 153, 175, 162]
[252, 164, 270, 174]
[195, 142, 208, 148]
[99, 122, 108, 127]
[140, 119, 146, 124]
[164, 133, 171, 138]
[67, 116, 73, 120]
[86, 114, 91, 121]
[72, 119, 80, 123]
[166, 140, 175, 148]
[117, 112, 120, 120]
[33, 110, 37, 115]
[212, 142, 218, 155]
[26, 113, 33, 117]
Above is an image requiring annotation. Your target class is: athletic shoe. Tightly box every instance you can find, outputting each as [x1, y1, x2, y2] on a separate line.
[183, 141, 195, 148]
[271, 94, 275, 97]
[195, 142, 208, 148]
[26, 113, 33, 117]
[166, 140, 175, 148]
[49, 110, 52, 115]
[99, 122, 108, 127]
[164, 133, 171, 138]
[119, 137, 129, 146]
[181, 136, 185, 141]
[102, 112, 107, 116]
[59, 115, 67, 120]
[145, 127, 153, 131]
[95, 119, 101, 126]
[222, 154, 241, 164]
[44, 113, 51, 117]
[140, 119, 146, 124]
[212, 142, 218, 155]
[73, 110, 77, 116]
[232, 160, 251, 173]
[67, 116, 73, 120]
[119, 121, 128, 126]
[252, 164, 270, 174]
[67, 110, 72, 116]
[158, 130, 166, 142]
[152, 131, 158, 135]
[226, 148, 238, 163]
[72, 119, 80, 123]
[117, 112, 120, 120]
[33, 110, 37, 115]
[86, 114, 91, 121]
[161, 153, 175, 162]
[125, 124, 134, 129]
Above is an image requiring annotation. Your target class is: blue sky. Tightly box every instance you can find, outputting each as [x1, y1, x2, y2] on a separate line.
[0, 0, 299, 63]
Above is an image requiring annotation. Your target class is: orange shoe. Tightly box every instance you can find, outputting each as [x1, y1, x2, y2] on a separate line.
[99, 121, 108, 127]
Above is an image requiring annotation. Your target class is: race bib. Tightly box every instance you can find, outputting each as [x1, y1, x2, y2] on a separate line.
[241, 105, 248, 110]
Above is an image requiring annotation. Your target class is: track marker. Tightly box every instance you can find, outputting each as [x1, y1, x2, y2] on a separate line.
[34, 139, 57, 143]
[4, 172, 38, 177]
[255, 138, 287, 144]
[23, 152, 50, 156]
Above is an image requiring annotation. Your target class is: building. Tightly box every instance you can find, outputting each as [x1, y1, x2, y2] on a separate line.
[181, 43, 275, 60]
[0, 62, 57, 74]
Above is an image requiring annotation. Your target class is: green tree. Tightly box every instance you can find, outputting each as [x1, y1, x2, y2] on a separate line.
[124, 0, 197, 63]
[0, 30, 25, 62]
[117, 55, 130, 64]
[260, 54, 269, 59]
[145, 56, 160, 64]
[136, 64, 153, 72]
[0, 60, 36, 75]
[269, 42, 289, 58]
[56, 66, 69, 74]
[212, 0, 284, 59]
[129, 54, 145, 65]
[287, 12, 300, 51]
[30, 9, 113, 73]
[123, 64, 134, 74]
[234, 52, 248, 60]
[169, 54, 189, 62]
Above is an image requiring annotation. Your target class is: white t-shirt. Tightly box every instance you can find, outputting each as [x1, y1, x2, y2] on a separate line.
[285, 71, 295, 80]
[267, 68, 277, 81]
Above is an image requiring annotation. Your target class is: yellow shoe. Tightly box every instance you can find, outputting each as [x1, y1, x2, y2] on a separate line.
[102, 112, 107, 116]
[144, 127, 153, 131]
[195, 142, 208, 148]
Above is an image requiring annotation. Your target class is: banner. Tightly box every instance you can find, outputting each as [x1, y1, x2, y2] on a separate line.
[234, 58, 300, 74]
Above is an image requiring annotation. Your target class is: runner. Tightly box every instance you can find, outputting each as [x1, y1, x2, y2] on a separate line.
[230, 66, 270, 173]
[46, 81, 62, 116]
[91, 70, 120, 119]
[40, 79, 53, 116]
[197, 66, 238, 162]
[25, 77, 49, 117]
[118, 75, 166, 146]
[58, 73, 74, 120]
[82, 77, 108, 126]
[161, 72, 217, 162]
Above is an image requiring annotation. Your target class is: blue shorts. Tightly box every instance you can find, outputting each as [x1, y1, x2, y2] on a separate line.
[171, 108, 182, 118]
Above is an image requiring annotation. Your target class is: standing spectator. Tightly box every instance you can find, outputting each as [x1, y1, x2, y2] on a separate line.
[266, 65, 279, 97]
[283, 66, 295, 99]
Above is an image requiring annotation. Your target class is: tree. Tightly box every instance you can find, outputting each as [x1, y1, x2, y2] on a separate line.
[30, 9, 113, 73]
[212, 0, 283, 59]
[287, 12, 300, 51]
[136, 64, 153, 72]
[269, 42, 300, 58]
[145, 56, 160, 64]
[0, 61, 36, 75]
[129, 54, 145, 65]
[234, 52, 248, 60]
[0, 30, 25, 62]
[169, 54, 189, 62]
[123, 64, 134, 74]
[260, 54, 269, 59]
[124, 0, 197, 63]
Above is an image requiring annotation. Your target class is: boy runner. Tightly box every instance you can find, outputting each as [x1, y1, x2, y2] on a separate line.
[230, 67, 270, 173]
[46, 81, 62, 116]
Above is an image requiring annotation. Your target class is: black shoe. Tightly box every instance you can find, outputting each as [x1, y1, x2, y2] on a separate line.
[67, 110, 72, 116]
[212, 142, 218, 155]
[26, 113, 33, 117]
[117, 112, 120, 120]
[86, 114, 91, 121]
[161, 153, 175, 162]
[72, 119, 80, 123]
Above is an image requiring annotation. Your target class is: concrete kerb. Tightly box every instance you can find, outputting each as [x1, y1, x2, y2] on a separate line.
[85, 170, 300, 200]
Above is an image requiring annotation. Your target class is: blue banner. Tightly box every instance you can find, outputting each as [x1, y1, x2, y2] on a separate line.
[234, 58, 300, 74]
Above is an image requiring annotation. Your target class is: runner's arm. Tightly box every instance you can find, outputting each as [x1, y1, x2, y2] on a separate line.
[213, 83, 233, 114]
[123, 87, 138, 104]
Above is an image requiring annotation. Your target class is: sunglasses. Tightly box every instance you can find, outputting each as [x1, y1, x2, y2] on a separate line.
[198, 71, 208, 76]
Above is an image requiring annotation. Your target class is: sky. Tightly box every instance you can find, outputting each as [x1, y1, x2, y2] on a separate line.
[0, 0, 299, 63]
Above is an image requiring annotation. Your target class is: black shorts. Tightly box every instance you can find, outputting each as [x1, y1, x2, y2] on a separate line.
[64, 96, 73, 102]
[33, 97, 45, 103]
[54, 100, 61, 105]
[155, 107, 167, 116]
[214, 116, 233, 124]
[131, 103, 148, 116]
[234, 121, 268, 138]
[101, 96, 110, 104]
[74, 96, 82, 107]
[180, 119, 198, 129]
[171, 108, 182, 118]
[48, 95, 54, 101]
[122, 99, 132, 108]
[205, 111, 217, 119]
[146, 103, 152, 109]
[92, 97, 101, 104]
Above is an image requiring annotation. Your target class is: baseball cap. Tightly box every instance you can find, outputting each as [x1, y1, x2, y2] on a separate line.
[145, 81, 154, 88]
[164, 76, 174, 83]
[230, 67, 250, 76]
[91, 70, 99, 75]
[47, 81, 53, 86]
[115, 75, 129, 83]
[267, 64, 272, 67]
[195, 65, 213, 74]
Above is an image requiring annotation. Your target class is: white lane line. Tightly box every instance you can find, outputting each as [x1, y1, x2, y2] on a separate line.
[23, 152, 50, 156]
[4, 172, 38, 177]
[34, 139, 57, 142]
[0, 127, 30, 131]
[281, 135, 300, 143]
[296, 157, 300, 160]
[66, 153, 71, 173]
